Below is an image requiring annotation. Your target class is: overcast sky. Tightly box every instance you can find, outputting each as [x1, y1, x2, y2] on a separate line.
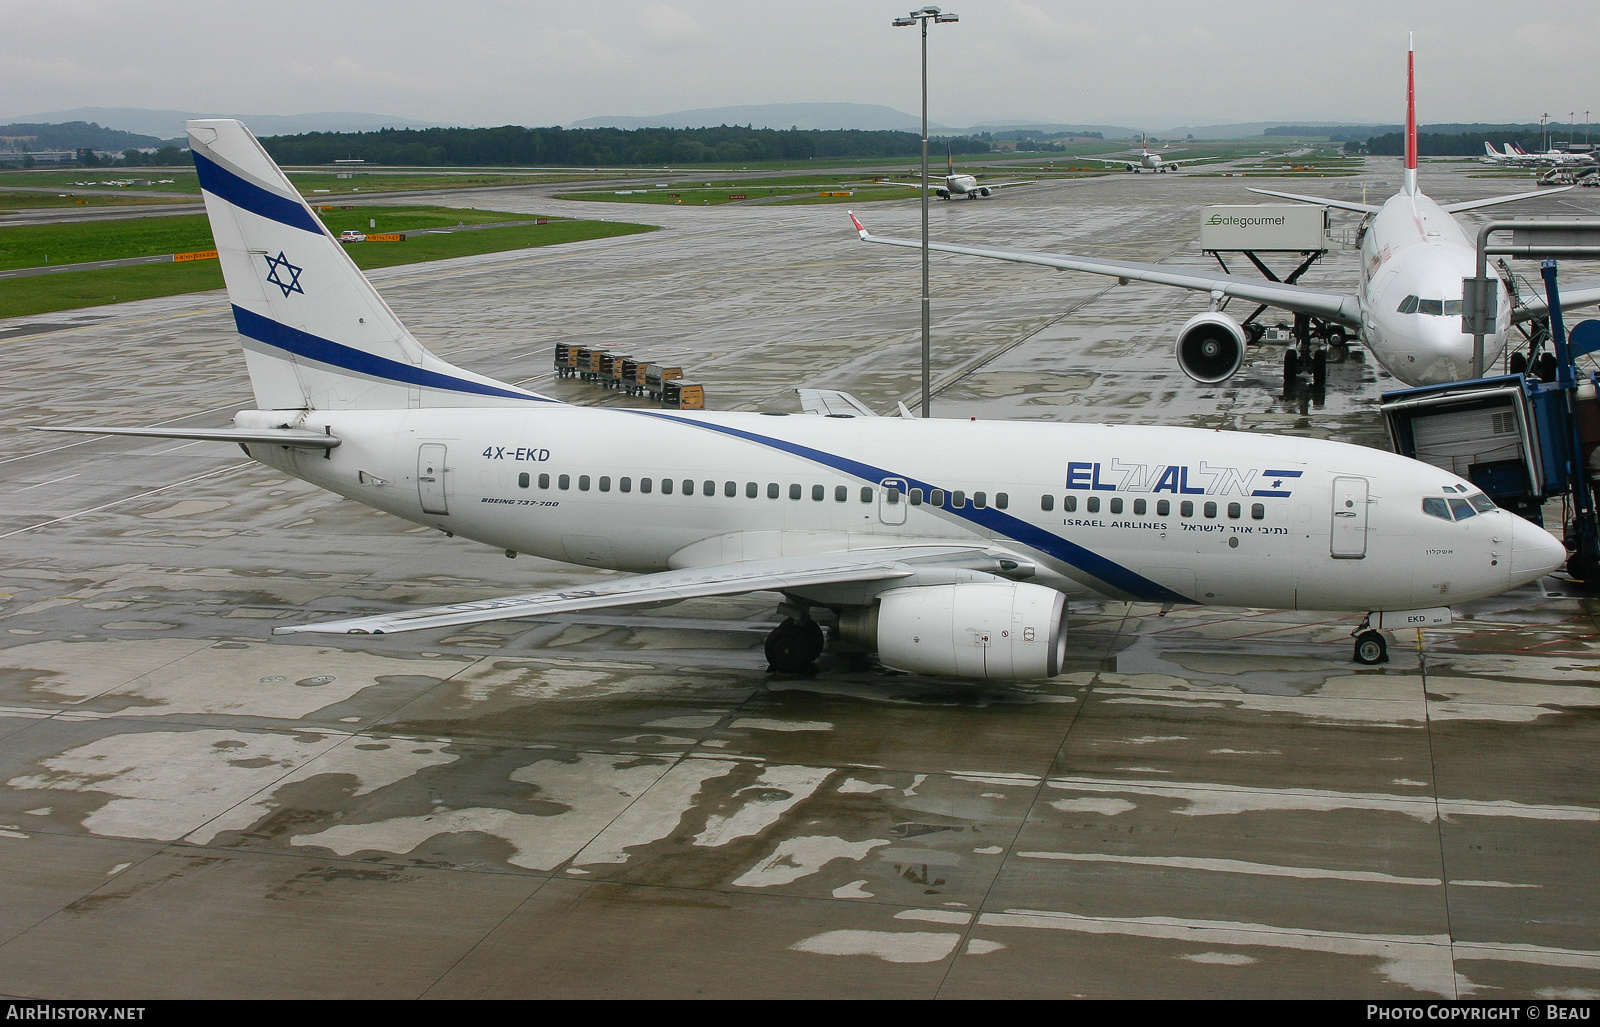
[4, 0, 1597, 129]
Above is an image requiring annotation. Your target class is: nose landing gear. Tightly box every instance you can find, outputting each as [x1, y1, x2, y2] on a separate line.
[1351, 616, 1389, 665]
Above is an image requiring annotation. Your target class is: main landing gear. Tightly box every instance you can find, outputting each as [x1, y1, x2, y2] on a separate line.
[1351, 616, 1389, 665]
[765, 616, 825, 674]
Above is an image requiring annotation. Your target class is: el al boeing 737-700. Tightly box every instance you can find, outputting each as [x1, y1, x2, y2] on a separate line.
[851, 42, 1600, 390]
[34, 118, 1568, 676]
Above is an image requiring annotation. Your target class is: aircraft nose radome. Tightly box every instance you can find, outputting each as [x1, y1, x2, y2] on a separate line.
[1509, 517, 1568, 584]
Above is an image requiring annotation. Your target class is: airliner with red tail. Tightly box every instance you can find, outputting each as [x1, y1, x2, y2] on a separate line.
[851, 39, 1600, 388]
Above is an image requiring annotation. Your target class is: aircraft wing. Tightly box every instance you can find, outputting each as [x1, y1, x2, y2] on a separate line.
[797, 389, 878, 416]
[1246, 187, 1382, 214]
[1512, 280, 1600, 322]
[274, 544, 1002, 636]
[1440, 186, 1573, 213]
[846, 212, 1361, 326]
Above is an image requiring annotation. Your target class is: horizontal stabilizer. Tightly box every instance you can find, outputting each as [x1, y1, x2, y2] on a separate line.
[29, 425, 340, 448]
[1441, 186, 1573, 213]
[1246, 187, 1381, 214]
[276, 545, 996, 636]
[797, 389, 878, 417]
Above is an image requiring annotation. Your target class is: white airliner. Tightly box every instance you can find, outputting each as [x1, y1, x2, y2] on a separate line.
[852, 44, 1600, 389]
[894, 150, 1031, 199]
[35, 119, 1568, 678]
[1080, 134, 1213, 174]
[1509, 142, 1595, 167]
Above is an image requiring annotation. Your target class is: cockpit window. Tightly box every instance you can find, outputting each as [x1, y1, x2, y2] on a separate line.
[1397, 296, 1463, 316]
[1425, 493, 1497, 521]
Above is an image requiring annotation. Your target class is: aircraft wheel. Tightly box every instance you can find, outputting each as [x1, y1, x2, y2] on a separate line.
[1353, 629, 1389, 665]
[1312, 348, 1328, 387]
[1283, 348, 1299, 390]
[1326, 326, 1348, 347]
[765, 618, 824, 673]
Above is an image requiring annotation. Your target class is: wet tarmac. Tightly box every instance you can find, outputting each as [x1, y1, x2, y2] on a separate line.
[0, 156, 1597, 999]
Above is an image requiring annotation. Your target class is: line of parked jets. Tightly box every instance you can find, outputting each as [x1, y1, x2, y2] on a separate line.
[30, 39, 1597, 680]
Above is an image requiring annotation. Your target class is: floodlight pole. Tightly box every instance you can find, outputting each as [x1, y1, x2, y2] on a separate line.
[895, 7, 957, 417]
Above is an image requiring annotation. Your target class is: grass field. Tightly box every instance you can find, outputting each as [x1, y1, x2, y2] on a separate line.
[0, 168, 623, 199]
[0, 191, 195, 210]
[0, 210, 654, 318]
[0, 205, 549, 271]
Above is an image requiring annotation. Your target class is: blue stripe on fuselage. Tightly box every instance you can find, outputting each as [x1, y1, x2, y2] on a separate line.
[232, 306, 550, 402]
[194, 151, 325, 236]
[630, 410, 1193, 604]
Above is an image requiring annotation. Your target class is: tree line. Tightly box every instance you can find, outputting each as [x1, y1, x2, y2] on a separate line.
[256, 124, 992, 166]
[1362, 131, 1559, 156]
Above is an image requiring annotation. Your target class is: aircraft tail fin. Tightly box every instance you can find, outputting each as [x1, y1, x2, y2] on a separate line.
[187, 119, 551, 411]
[1403, 34, 1418, 194]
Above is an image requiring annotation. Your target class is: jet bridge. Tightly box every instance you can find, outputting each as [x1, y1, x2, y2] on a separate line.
[1385, 233, 1600, 584]
[1199, 204, 1351, 391]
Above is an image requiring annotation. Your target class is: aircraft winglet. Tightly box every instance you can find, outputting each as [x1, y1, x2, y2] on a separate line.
[848, 210, 868, 239]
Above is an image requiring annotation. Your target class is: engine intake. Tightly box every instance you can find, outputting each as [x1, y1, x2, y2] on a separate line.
[1175, 311, 1246, 384]
[837, 581, 1067, 681]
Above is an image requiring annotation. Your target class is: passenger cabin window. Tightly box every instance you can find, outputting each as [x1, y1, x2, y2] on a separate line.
[1040, 495, 1054, 512]
[598, 476, 611, 492]
[746, 482, 758, 498]
[1157, 500, 1170, 517]
[790, 484, 802, 500]
[974, 491, 987, 509]
[1109, 498, 1122, 514]
[1203, 501, 1217, 518]
[910, 489, 924, 506]
[1086, 497, 1099, 513]
[723, 481, 736, 497]
[558, 474, 571, 490]
[1251, 503, 1265, 520]
[952, 491, 966, 509]
[860, 487, 873, 503]
[661, 478, 673, 495]
[539, 473, 550, 489]
[886, 486, 902, 504]
[768, 483, 779, 499]
[812, 484, 825, 501]
[704, 480, 716, 497]
[1063, 496, 1077, 512]
[931, 490, 945, 506]
[640, 477, 652, 493]
[1180, 501, 1194, 517]
[1227, 502, 1241, 519]
[996, 493, 1008, 510]
[835, 485, 847, 502]
[579, 475, 591, 491]
[1133, 498, 1146, 515]
[518, 473, 530, 488]
[620, 477, 631, 493]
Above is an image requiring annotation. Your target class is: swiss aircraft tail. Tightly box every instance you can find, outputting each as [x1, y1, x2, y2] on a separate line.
[187, 119, 549, 411]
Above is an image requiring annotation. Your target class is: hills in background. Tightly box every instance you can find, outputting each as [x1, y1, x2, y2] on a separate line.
[2, 106, 1576, 152]
[0, 107, 442, 143]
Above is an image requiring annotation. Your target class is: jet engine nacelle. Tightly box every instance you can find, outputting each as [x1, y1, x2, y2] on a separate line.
[934, 187, 950, 199]
[837, 582, 1067, 680]
[1175, 310, 1247, 384]
[976, 186, 992, 197]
